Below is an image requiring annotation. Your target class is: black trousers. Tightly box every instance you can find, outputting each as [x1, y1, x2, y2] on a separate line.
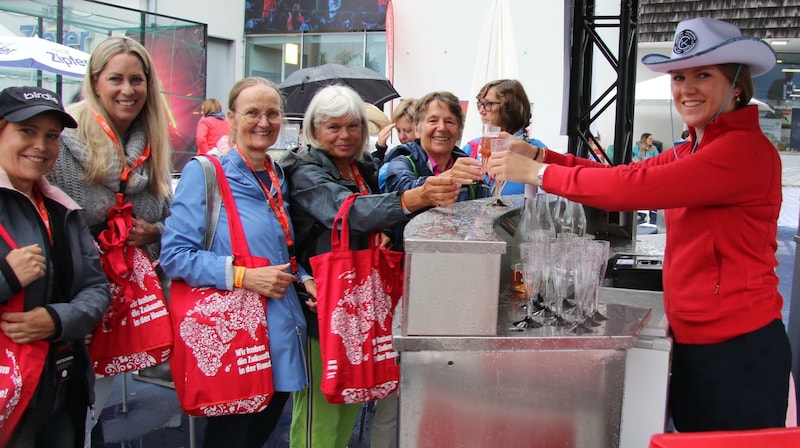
[203, 391, 290, 448]
[669, 319, 792, 432]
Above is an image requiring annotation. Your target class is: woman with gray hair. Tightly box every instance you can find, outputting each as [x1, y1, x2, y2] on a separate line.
[280, 84, 462, 447]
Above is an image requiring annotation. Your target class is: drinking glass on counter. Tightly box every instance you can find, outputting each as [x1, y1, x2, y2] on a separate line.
[489, 137, 510, 199]
[479, 124, 501, 175]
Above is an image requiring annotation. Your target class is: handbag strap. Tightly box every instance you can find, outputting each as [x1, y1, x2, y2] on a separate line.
[330, 194, 360, 252]
[205, 155, 252, 260]
[0, 221, 24, 313]
[194, 156, 221, 251]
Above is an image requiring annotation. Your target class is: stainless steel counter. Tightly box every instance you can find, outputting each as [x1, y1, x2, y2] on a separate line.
[397, 196, 669, 448]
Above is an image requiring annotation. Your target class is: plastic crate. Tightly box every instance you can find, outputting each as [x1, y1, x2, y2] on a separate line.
[649, 427, 800, 448]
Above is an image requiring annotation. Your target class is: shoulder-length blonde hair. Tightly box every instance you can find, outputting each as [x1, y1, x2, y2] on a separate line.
[69, 36, 171, 197]
[302, 85, 369, 160]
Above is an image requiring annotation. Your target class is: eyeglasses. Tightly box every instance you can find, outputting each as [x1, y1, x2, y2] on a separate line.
[476, 99, 501, 111]
[235, 109, 282, 124]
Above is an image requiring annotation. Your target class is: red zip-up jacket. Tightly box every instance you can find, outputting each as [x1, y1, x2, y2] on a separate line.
[542, 105, 782, 344]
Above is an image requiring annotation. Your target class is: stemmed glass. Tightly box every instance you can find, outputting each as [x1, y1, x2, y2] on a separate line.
[570, 239, 600, 334]
[589, 239, 611, 322]
[513, 231, 550, 329]
[544, 239, 570, 327]
[489, 137, 510, 201]
[479, 124, 501, 175]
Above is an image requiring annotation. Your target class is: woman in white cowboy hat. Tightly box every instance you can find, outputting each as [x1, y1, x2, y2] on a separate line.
[486, 17, 791, 432]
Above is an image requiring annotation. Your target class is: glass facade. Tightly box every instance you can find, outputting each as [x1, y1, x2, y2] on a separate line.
[0, 0, 207, 168]
[245, 31, 387, 82]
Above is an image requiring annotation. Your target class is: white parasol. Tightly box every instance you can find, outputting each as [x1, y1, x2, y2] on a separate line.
[463, 0, 518, 144]
[0, 35, 89, 78]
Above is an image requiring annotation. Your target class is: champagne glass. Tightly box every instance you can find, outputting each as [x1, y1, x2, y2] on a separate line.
[513, 241, 543, 329]
[589, 239, 611, 322]
[570, 239, 599, 334]
[489, 137, 510, 201]
[479, 124, 501, 175]
[544, 240, 570, 327]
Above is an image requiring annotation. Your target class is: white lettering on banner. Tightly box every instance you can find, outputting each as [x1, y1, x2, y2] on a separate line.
[47, 51, 87, 69]
[0, 388, 7, 398]
[0, 365, 9, 374]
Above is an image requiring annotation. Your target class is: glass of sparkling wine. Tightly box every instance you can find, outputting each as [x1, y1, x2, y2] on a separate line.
[480, 124, 501, 175]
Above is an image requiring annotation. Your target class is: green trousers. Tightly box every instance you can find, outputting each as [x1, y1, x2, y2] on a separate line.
[290, 337, 361, 448]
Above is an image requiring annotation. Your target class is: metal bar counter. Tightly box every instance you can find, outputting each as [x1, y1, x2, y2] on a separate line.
[395, 196, 666, 448]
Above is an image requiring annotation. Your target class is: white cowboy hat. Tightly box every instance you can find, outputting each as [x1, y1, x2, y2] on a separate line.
[641, 17, 776, 77]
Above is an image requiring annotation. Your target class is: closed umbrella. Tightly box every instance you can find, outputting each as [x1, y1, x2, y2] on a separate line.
[278, 63, 400, 117]
[463, 0, 519, 143]
[0, 35, 89, 78]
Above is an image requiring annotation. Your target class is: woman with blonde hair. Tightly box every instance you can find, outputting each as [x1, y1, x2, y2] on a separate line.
[632, 132, 657, 162]
[47, 35, 172, 446]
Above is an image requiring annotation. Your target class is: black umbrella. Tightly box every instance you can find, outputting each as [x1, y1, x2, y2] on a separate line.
[278, 63, 400, 118]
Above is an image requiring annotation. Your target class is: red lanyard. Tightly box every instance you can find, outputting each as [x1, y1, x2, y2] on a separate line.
[340, 161, 369, 194]
[33, 187, 52, 244]
[235, 147, 298, 274]
[90, 109, 151, 204]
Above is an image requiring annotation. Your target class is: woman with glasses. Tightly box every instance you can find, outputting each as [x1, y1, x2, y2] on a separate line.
[280, 85, 462, 448]
[161, 77, 311, 447]
[463, 79, 549, 195]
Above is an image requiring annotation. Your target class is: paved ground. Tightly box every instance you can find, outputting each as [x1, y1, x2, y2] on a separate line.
[94, 152, 800, 447]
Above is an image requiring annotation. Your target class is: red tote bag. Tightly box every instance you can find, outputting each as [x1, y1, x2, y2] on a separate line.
[311, 194, 403, 404]
[89, 198, 173, 376]
[169, 156, 275, 417]
[0, 223, 48, 446]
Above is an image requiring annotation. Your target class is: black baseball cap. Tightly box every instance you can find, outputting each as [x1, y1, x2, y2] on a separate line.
[0, 86, 77, 128]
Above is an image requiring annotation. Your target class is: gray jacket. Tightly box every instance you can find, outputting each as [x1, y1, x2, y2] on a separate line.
[280, 146, 407, 337]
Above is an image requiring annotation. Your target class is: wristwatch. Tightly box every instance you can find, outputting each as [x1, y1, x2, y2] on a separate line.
[537, 164, 548, 186]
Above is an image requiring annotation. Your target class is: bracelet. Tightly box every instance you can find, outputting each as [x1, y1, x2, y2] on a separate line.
[400, 192, 408, 211]
[234, 266, 246, 289]
[533, 146, 541, 162]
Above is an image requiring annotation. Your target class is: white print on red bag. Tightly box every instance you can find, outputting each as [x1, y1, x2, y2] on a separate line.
[330, 267, 394, 365]
[99, 249, 165, 332]
[179, 287, 271, 377]
[200, 394, 271, 417]
[0, 348, 22, 428]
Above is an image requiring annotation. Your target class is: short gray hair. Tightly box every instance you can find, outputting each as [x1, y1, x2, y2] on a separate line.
[302, 85, 369, 160]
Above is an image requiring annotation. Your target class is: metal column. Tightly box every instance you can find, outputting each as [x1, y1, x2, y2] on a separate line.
[566, 0, 639, 238]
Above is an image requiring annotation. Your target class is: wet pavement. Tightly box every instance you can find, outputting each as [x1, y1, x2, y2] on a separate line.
[93, 153, 800, 447]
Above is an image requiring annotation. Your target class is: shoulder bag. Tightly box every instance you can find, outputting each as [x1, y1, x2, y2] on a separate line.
[0, 223, 48, 445]
[169, 155, 275, 417]
[310, 193, 403, 404]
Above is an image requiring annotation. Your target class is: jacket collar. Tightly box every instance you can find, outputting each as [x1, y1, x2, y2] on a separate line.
[0, 168, 81, 210]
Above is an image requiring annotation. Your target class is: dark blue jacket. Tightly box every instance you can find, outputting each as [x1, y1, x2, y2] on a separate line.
[380, 140, 490, 202]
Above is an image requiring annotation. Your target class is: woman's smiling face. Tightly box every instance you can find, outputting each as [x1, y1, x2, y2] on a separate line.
[418, 100, 460, 160]
[671, 65, 739, 129]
